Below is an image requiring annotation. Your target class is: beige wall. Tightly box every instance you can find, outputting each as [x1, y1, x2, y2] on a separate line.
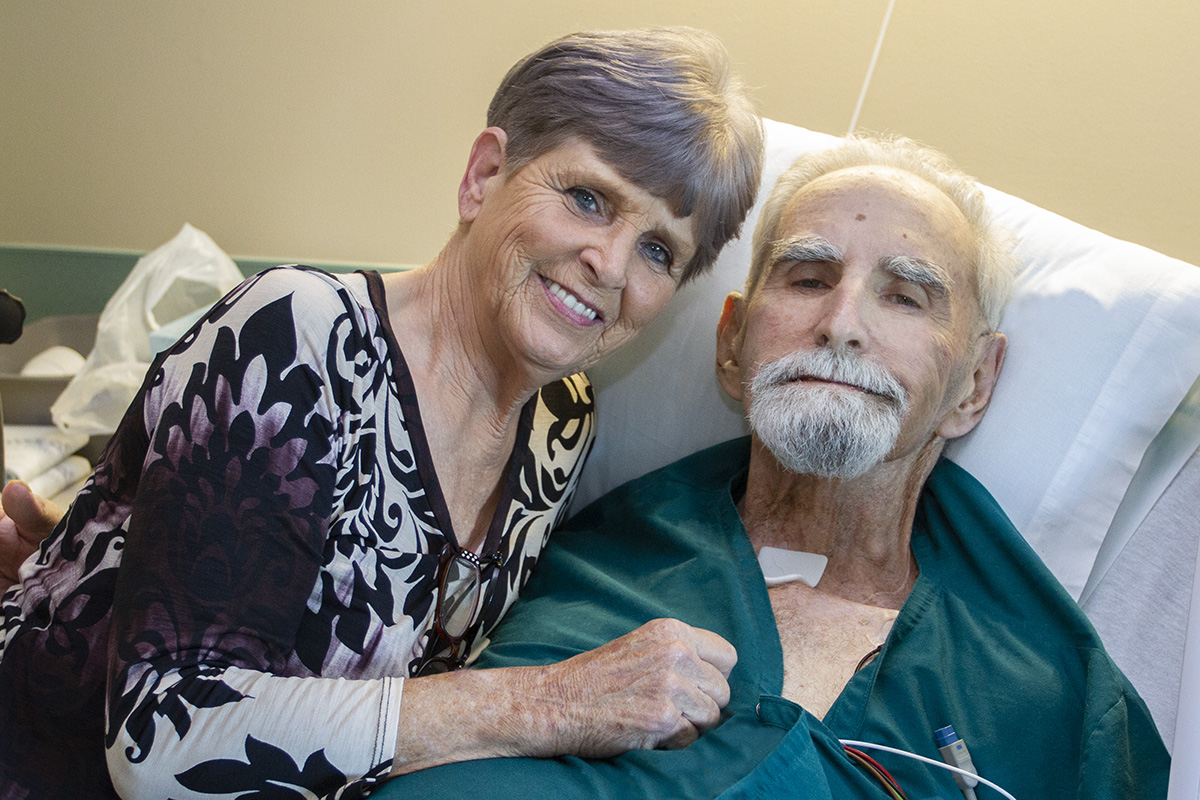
[2, 1, 1196, 268]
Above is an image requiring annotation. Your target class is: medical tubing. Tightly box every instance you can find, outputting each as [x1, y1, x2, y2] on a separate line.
[843, 746, 907, 799]
[847, 0, 897, 133]
[935, 724, 980, 795]
[838, 740, 1017, 800]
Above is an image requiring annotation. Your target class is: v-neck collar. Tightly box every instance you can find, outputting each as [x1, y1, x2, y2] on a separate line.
[720, 455, 936, 735]
[362, 270, 537, 561]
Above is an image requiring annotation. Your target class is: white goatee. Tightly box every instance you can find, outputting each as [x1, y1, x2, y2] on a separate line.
[748, 347, 908, 479]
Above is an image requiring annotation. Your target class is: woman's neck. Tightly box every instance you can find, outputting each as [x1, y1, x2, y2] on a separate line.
[378, 254, 542, 551]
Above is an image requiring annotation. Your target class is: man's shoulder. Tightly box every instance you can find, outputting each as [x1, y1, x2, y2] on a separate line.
[914, 460, 1169, 777]
[619, 435, 749, 494]
[919, 458, 1119, 653]
[920, 458, 1066, 594]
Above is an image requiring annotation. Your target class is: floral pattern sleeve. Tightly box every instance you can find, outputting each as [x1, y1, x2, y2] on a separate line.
[0, 266, 594, 800]
[104, 270, 400, 797]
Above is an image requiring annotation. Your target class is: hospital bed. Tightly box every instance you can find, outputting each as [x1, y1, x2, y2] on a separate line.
[573, 120, 1200, 796]
[2, 118, 1195, 796]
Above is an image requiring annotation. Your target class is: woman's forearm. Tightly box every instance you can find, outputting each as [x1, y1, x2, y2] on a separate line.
[391, 618, 736, 774]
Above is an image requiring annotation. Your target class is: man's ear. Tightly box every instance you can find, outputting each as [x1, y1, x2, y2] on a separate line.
[716, 292, 748, 403]
[937, 332, 1007, 440]
[458, 127, 508, 223]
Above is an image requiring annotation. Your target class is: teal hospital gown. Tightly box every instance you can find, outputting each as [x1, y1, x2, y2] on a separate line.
[378, 438, 1169, 799]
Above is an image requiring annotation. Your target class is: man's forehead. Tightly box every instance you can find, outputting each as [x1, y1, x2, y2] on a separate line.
[781, 165, 955, 223]
[771, 166, 974, 272]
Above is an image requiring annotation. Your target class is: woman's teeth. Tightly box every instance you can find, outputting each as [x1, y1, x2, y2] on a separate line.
[545, 278, 598, 321]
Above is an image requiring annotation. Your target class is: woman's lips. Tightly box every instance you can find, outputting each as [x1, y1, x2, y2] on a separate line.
[541, 275, 602, 325]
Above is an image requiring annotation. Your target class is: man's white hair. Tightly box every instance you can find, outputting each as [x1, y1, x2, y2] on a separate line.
[746, 134, 1018, 332]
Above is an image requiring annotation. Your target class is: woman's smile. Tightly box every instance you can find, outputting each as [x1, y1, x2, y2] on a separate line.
[539, 274, 603, 325]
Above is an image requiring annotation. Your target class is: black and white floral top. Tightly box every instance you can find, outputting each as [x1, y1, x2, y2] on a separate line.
[0, 267, 595, 799]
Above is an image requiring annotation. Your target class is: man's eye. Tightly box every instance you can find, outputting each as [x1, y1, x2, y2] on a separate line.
[567, 187, 601, 216]
[792, 277, 826, 290]
[639, 241, 673, 271]
[889, 293, 921, 309]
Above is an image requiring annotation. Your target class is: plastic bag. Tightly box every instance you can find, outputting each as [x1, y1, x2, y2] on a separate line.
[51, 224, 243, 435]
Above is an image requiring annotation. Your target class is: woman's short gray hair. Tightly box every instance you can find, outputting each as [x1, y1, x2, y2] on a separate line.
[488, 27, 764, 284]
[747, 134, 1018, 330]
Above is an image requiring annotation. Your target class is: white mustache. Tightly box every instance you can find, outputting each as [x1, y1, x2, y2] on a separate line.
[752, 348, 907, 409]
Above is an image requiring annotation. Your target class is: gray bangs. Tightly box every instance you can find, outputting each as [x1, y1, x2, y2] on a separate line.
[487, 28, 763, 284]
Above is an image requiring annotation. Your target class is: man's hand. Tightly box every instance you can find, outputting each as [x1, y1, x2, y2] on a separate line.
[392, 618, 737, 774]
[0, 481, 65, 594]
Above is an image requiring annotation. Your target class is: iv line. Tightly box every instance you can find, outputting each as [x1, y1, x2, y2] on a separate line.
[839, 739, 1018, 800]
[848, 0, 898, 134]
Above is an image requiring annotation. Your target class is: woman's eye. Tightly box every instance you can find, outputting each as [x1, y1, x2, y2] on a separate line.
[641, 241, 674, 270]
[567, 187, 601, 216]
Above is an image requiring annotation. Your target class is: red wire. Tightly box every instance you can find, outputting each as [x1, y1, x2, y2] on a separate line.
[844, 749, 898, 798]
[844, 745, 909, 800]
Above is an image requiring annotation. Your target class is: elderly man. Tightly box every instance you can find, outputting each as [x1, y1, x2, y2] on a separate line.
[374, 135, 1168, 799]
[1, 136, 1169, 798]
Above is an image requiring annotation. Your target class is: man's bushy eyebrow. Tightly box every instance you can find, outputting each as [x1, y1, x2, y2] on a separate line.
[770, 235, 844, 267]
[766, 237, 953, 299]
[882, 255, 951, 296]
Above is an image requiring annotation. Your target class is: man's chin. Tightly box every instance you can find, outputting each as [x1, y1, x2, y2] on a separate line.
[751, 414, 898, 479]
[775, 452, 883, 480]
[748, 379, 904, 480]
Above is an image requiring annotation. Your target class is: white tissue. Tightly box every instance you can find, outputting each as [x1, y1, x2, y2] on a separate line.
[27, 455, 92, 500]
[3, 424, 90, 482]
[19, 346, 86, 377]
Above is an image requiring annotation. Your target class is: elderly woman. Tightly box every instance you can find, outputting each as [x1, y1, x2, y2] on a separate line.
[0, 27, 763, 800]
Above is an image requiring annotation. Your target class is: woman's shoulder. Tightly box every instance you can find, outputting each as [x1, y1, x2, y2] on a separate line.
[235, 265, 371, 306]
[212, 266, 378, 334]
[527, 372, 596, 478]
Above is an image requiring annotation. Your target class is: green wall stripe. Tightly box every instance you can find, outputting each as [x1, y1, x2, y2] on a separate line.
[0, 245, 405, 323]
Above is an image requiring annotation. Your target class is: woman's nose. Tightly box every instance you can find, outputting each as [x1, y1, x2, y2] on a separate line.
[580, 227, 636, 290]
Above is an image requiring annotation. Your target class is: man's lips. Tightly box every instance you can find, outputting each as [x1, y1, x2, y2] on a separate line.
[541, 275, 603, 325]
[790, 375, 894, 402]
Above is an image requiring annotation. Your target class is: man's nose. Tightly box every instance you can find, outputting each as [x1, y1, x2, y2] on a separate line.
[815, 284, 870, 350]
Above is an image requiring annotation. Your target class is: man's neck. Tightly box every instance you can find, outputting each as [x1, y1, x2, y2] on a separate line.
[738, 436, 944, 609]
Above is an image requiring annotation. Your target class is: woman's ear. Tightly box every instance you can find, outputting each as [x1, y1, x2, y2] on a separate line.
[716, 292, 748, 403]
[458, 127, 508, 223]
[937, 332, 1007, 440]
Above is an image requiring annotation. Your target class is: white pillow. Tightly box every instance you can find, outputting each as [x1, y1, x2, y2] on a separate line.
[949, 187, 1200, 597]
[575, 119, 1200, 600]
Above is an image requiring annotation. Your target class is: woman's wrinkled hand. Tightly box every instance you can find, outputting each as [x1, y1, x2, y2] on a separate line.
[392, 618, 737, 774]
[0, 481, 64, 594]
[518, 617, 737, 756]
